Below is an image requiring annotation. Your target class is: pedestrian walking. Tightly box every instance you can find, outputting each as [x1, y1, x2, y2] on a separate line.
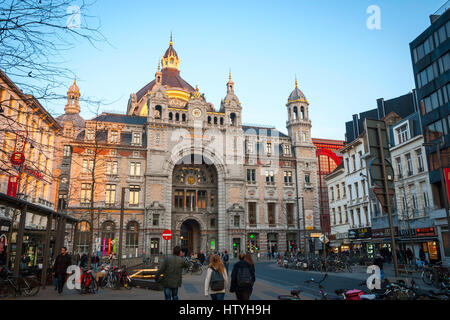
[222, 250, 230, 274]
[373, 254, 384, 281]
[155, 246, 190, 300]
[52, 247, 72, 294]
[204, 254, 228, 300]
[230, 253, 255, 300]
[419, 247, 426, 264]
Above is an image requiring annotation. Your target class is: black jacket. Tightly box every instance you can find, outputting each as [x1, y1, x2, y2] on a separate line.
[53, 253, 72, 274]
[230, 260, 255, 293]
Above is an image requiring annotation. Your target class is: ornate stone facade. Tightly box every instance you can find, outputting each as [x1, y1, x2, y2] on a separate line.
[56, 40, 320, 258]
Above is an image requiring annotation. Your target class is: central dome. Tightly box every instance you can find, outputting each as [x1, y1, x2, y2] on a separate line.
[135, 38, 195, 104]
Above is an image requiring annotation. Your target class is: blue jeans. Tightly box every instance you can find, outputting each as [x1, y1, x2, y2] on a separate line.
[163, 287, 179, 300]
[211, 293, 225, 300]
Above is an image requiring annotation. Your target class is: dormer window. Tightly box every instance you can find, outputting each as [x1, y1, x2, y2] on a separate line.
[132, 132, 141, 145]
[395, 124, 409, 144]
[266, 142, 272, 155]
[86, 129, 95, 141]
[284, 144, 291, 156]
[110, 130, 119, 144]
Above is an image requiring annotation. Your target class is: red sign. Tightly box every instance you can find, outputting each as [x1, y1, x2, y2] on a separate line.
[10, 152, 25, 166]
[7, 176, 18, 197]
[445, 168, 450, 205]
[162, 229, 172, 240]
[416, 227, 435, 237]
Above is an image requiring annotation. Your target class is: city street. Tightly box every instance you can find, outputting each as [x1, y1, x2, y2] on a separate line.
[3, 259, 438, 300]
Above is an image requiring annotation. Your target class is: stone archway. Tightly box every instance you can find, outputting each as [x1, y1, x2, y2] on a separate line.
[180, 219, 201, 255]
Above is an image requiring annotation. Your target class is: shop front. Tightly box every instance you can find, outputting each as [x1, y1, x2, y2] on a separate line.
[398, 227, 441, 263]
[348, 227, 373, 257]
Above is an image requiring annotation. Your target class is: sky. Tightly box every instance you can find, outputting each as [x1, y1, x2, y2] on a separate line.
[50, 0, 446, 140]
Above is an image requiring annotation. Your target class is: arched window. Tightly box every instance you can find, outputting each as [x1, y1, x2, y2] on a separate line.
[155, 105, 162, 119]
[230, 113, 236, 126]
[220, 118, 224, 125]
[101, 221, 116, 256]
[176, 113, 180, 121]
[75, 221, 91, 254]
[300, 106, 305, 119]
[214, 117, 217, 124]
[169, 112, 173, 121]
[208, 116, 211, 124]
[126, 221, 139, 258]
[182, 113, 186, 122]
[293, 107, 298, 120]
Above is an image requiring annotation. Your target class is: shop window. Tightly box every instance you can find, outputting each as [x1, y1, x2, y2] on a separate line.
[125, 221, 139, 258]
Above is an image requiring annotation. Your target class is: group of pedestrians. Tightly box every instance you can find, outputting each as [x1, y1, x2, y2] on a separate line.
[156, 246, 255, 301]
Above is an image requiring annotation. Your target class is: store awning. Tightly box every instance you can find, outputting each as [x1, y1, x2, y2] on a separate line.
[397, 237, 438, 243]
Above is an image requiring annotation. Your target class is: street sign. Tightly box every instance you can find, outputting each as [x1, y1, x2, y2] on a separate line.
[162, 229, 172, 240]
[364, 119, 395, 212]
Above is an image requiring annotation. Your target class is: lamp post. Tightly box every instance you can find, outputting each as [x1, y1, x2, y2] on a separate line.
[423, 138, 450, 263]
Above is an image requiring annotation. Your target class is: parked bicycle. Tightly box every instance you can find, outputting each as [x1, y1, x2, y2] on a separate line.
[182, 258, 203, 275]
[79, 267, 98, 294]
[0, 268, 40, 298]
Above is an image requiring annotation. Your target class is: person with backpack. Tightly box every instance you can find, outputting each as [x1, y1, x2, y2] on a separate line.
[230, 252, 255, 300]
[222, 250, 230, 274]
[204, 254, 228, 300]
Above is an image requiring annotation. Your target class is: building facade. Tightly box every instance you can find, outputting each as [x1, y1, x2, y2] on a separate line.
[0, 69, 62, 268]
[57, 40, 320, 258]
[410, 3, 450, 263]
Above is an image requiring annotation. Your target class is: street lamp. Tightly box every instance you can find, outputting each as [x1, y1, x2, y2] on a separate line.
[423, 138, 450, 264]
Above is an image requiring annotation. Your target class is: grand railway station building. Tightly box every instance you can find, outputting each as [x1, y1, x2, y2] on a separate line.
[56, 39, 322, 258]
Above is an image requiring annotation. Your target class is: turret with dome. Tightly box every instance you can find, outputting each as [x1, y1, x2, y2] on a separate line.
[56, 78, 86, 129]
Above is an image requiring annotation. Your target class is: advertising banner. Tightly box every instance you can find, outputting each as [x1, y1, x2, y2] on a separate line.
[445, 168, 450, 204]
[305, 210, 314, 230]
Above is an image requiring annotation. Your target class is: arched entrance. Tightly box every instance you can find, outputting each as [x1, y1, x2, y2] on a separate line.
[172, 154, 218, 254]
[180, 219, 201, 256]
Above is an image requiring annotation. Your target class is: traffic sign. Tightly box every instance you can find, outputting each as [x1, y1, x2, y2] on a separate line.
[162, 229, 172, 240]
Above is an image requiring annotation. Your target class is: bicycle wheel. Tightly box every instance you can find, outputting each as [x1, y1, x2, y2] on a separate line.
[0, 281, 14, 298]
[89, 277, 98, 293]
[347, 264, 353, 273]
[195, 266, 203, 276]
[23, 278, 40, 296]
[422, 270, 434, 285]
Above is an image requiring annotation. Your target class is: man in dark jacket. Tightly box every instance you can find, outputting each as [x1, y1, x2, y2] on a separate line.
[52, 247, 72, 294]
[155, 246, 190, 300]
[230, 253, 255, 300]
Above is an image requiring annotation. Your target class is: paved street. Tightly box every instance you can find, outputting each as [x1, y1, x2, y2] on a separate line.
[6, 259, 439, 300]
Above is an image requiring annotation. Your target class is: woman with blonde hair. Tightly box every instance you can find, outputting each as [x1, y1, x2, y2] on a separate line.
[204, 254, 228, 300]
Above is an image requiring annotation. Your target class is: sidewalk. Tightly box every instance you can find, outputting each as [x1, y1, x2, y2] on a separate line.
[12, 267, 311, 300]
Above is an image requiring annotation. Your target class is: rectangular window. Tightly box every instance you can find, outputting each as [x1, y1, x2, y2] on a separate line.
[210, 193, 215, 208]
[63, 145, 71, 157]
[284, 144, 291, 155]
[352, 155, 356, 172]
[197, 190, 207, 209]
[406, 153, 413, 176]
[304, 173, 311, 184]
[105, 184, 116, 205]
[81, 183, 92, 204]
[246, 140, 253, 153]
[153, 214, 159, 226]
[248, 202, 257, 225]
[129, 162, 141, 177]
[110, 130, 119, 143]
[132, 132, 141, 145]
[268, 203, 276, 226]
[284, 171, 293, 184]
[234, 216, 240, 228]
[186, 190, 196, 211]
[129, 185, 140, 206]
[396, 157, 403, 178]
[421, 183, 430, 208]
[265, 170, 274, 183]
[86, 129, 95, 140]
[82, 159, 94, 174]
[266, 142, 272, 155]
[354, 182, 359, 198]
[106, 161, 118, 175]
[396, 124, 409, 144]
[286, 203, 294, 226]
[247, 169, 256, 183]
[174, 190, 184, 209]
